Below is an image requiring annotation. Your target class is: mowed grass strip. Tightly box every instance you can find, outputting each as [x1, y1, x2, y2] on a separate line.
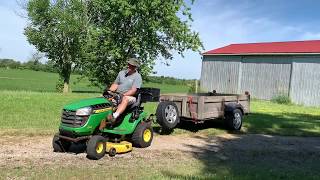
[1, 91, 320, 136]
[0, 68, 99, 92]
[0, 68, 190, 93]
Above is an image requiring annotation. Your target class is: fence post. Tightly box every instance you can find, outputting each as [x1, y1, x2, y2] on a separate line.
[195, 80, 198, 93]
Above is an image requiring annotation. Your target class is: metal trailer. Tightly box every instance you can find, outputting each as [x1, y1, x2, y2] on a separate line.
[155, 92, 250, 131]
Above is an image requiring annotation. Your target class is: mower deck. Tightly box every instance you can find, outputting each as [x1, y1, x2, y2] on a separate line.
[107, 141, 132, 156]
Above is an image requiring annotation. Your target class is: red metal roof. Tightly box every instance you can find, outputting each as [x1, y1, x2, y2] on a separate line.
[204, 40, 320, 55]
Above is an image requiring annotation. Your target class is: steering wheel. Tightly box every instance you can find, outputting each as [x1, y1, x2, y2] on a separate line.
[103, 90, 123, 106]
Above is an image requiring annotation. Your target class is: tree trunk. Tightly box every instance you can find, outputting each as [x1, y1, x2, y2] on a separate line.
[63, 81, 69, 93]
[62, 63, 72, 93]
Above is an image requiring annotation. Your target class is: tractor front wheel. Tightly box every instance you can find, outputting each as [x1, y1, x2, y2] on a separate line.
[52, 134, 71, 152]
[86, 135, 106, 160]
[131, 122, 153, 148]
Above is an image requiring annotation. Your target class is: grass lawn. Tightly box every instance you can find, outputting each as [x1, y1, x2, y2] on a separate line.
[0, 91, 319, 137]
[244, 100, 320, 136]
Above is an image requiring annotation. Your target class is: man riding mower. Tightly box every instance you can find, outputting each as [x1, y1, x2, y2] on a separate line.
[53, 87, 159, 159]
[52, 58, 160, 160]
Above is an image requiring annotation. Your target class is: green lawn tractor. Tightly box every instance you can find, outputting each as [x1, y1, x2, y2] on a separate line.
[52, 88, 160, 160]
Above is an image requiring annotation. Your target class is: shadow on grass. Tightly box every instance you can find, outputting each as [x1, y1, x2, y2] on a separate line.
[68, 143, 86, 154]
[153, 127, 174, 135]
[161, 134, 320, 179]
[176, 118, 228, 132]
[154, 112, 320, 137]
[245, 112, 320, 136]
[158, 111, 320, 179]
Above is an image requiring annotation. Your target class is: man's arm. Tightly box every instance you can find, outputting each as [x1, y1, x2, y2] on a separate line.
[109, 71, 121, 92]
[109, 83, 118, 92]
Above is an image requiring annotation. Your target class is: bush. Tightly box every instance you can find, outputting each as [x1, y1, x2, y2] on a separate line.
[145, 75, 195, 86]
[55, 78, 64, 93]
[271, 94, 292, 105]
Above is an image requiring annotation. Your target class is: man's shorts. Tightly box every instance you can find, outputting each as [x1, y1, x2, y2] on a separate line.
[126, 96, 136, 105]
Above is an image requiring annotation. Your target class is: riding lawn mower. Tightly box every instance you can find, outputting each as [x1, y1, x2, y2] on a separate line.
[52, 88, 160, 160]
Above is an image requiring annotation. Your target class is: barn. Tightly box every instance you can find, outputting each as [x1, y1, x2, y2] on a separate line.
[200, 40, 320, 106]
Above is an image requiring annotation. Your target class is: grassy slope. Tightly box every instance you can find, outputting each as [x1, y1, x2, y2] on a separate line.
[0, 68, 97, 92]
[0, 68, 189, 93]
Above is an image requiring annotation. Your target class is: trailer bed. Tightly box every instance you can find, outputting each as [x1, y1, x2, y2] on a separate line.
[159, 93, 250, 120]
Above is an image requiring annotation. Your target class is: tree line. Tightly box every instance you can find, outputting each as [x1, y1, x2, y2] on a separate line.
[0, 58, 56, 73]
[0, 58, 196, 86]
[0, 58, 82, 74]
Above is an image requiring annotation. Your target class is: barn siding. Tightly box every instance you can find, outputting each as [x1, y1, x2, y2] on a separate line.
[201, 55, 320, 106]
[240, 56, 291, 99]
[201, 56, 241, 93]
[290, 57, 320, 106]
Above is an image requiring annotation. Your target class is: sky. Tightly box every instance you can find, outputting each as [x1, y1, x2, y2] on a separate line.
[1, 0, 320, 79]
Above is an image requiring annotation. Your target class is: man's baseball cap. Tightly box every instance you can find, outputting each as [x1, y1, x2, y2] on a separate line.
[127, 58, 140, 68]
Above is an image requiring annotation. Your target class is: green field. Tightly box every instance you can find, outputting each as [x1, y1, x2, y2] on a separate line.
[0, 68, 319, 136]
[0, 68, 190, 93]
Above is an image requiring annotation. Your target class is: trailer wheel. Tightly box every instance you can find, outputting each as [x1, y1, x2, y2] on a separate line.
[52, 134, 71, 152]
[156, 101, 180, 130]
[225, 109, 243, 130]
[86, 135, 106, 160]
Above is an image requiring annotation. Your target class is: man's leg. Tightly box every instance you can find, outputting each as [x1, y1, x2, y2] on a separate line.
[99, 96, 135, 129]
[113, 96, 136, 120]
[113, 96, 129, 119]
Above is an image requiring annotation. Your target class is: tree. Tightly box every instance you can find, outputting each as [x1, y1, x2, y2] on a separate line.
[24, 0, 88, 93]
[83, 0, 203, 87]
[23, 51, 45, 71]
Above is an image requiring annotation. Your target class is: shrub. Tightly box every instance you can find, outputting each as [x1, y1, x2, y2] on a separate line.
[55, 78, 64, 93]
[271, 94, 292, 105]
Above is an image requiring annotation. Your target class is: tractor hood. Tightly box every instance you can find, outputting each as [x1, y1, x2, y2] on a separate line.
[63, 97, 111, 111]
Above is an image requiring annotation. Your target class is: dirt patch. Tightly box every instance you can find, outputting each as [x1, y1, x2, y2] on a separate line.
[0, 134, 319, 168]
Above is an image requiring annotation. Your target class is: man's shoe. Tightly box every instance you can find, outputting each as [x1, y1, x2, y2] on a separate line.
[99, 120, 107, 130]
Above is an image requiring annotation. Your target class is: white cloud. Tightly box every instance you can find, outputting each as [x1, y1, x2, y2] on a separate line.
[154, 1, 316, 79]
[300, 32, 320, 40]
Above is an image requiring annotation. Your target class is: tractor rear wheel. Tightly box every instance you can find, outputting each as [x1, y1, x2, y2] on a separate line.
[131, 122, 153, 148]
[86, 135, 106, 160]
[52, 134, 71, 152]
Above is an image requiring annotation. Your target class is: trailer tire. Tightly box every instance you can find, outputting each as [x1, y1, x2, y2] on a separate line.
[225, 109, 243, 130]
[156, 101, 180, 130]
[52, 135, 71, 152]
